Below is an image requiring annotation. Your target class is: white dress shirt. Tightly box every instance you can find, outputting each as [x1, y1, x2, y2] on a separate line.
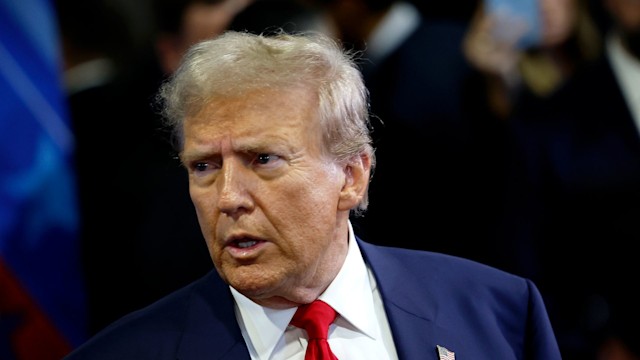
[607, 31, 640, 136]
[230, 221, 398, 360]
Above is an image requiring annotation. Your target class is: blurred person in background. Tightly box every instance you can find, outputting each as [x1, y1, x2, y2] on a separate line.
[153, 0, 253, 76]
[462, 0, 602, 121]
[56, 0, 153, 336]
[495, 0, 640, 358]
[302, 0, 510, 268]
[460, 0, 604, 275]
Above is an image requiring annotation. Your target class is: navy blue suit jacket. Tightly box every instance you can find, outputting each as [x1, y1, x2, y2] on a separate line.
[65, 239, 561, 359]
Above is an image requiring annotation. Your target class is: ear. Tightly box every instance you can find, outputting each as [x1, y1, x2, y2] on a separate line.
[338, 153, 371, 211]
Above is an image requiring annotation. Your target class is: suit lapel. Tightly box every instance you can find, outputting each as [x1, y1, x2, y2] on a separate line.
[176, 271, 251, 360]
[358, 239, 468, 360]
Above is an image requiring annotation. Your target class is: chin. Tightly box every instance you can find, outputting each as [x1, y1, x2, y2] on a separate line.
[226, 267, 280, 296]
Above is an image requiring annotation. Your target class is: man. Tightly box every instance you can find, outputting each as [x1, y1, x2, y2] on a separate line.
[64, 30, 560, 359]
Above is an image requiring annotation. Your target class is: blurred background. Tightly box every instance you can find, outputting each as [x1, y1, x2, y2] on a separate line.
[1, 0, 639, 359]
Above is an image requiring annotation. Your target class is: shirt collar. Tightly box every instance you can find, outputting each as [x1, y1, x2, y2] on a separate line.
[230, 287, 296, 357]
[230, 220, 377, 358]
[318, 222, 378, 341]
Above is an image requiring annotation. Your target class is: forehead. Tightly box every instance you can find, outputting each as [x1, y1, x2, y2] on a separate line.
[183, 86, 321, 147]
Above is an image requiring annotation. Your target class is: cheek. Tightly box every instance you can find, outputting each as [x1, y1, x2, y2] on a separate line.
[266, 172, 341, 240]
[267, 185, 334, 231]
[190, 187, 217, 235]
[190, 187, 207, 214]
[286, 171, 341, 215]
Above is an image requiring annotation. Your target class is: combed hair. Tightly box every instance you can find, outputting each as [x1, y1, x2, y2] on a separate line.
[156, 29, 376, 215]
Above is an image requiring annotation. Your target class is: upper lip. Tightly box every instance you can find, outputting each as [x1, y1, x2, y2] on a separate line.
[223, 232, 266, 247]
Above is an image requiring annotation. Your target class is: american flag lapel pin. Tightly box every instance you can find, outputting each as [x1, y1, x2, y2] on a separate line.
[437, 345, 455, 360]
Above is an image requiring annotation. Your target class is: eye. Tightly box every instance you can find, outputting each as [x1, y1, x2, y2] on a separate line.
[256, 153, 272, 165]
[255, 153, 279, 165]
[190, 160, 221, 174]
[194, 162, 209, 172]
[250, 153, 285, 171]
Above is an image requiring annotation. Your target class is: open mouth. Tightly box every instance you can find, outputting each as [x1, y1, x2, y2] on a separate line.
[226, 234, 264, 250]
[233, 238, 259, 248]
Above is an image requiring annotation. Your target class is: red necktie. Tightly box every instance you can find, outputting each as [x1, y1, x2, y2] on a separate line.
[291, 300, 339, 360]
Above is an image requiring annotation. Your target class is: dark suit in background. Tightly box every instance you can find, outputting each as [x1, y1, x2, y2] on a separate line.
[350, 2, 508, 266]
[59, 0, 213, 334]
[500, 51, 640, 359]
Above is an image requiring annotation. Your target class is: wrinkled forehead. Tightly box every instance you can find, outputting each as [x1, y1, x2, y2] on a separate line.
[180, 86, 328, 160]
[184, 85, 322, 138]
[190, 84, 319, 119]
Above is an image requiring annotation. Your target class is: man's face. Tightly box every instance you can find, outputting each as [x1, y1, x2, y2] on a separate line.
[181, 87, 351, 308]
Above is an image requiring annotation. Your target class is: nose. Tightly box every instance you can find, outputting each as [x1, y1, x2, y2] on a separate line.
[217, 158, 253, 217]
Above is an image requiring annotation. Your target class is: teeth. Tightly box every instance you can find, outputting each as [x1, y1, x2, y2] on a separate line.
[237, 240, 257, 248]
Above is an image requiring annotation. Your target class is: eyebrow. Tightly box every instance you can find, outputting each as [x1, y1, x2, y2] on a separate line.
[181, 137, 294, 160]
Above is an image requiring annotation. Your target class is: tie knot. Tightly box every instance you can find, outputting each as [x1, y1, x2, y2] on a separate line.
[291, 300, 337, 340]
